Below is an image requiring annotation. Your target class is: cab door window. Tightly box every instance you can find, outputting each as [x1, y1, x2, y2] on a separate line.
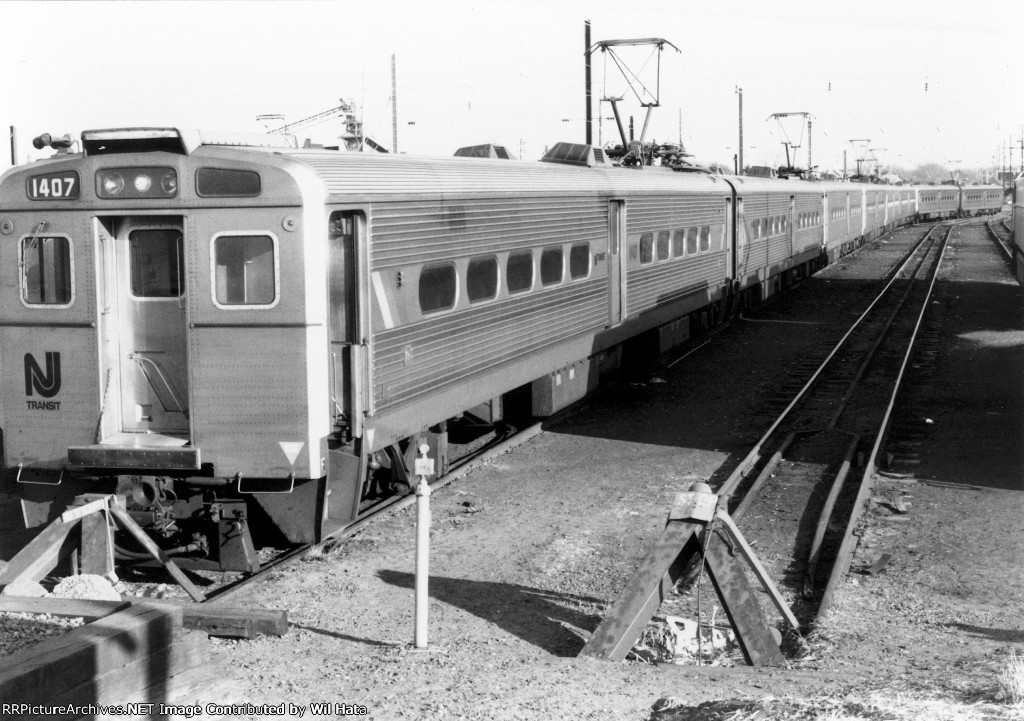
[130, 228, 183, 297]
[21, 234, 73, 306]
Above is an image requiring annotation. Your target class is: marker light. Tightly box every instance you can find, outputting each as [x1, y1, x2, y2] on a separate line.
[160, 171, 177, 194]
[133, 174, 152, 193]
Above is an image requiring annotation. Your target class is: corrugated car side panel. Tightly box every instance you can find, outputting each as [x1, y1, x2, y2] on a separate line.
[625, 194, 728, 314]
[826, 191, 849, 250]
[740, 193, 769, 271]
[794, 193, 823, 255]
[370, 197, 602, 269]
[369, 196, 608, 414]
[627, 254, 725, 313]
[373, 281, 606, 412]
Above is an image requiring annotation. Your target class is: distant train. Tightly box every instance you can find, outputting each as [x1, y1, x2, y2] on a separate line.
[0, 128, 1003, 571]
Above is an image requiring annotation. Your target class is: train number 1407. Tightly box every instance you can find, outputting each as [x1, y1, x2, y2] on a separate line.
[27, 171, 80, 200]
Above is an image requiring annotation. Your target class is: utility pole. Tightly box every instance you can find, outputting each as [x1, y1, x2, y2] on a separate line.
[9, 126, 16, 167]
[737, 87, 744, 175]
[585, 20, 593, 145]
[391, 55, 398, 154]
[807, 117, 812, 175]
[1011, 128, 1019, 176]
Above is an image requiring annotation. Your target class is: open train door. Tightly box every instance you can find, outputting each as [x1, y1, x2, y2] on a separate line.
[608, 199, 626, 325]
[96, 216, 190, 440]
[324, 209, 371, 530]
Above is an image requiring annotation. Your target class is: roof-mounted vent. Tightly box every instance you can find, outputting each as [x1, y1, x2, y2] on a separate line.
[540, 142, 611, 168]
[454, 144, 514, 160]
[81, 128, 298, 156]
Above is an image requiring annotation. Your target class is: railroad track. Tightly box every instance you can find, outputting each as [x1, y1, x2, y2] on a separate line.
[986, 217, 1014, 260]
[712, 222, 952, 626]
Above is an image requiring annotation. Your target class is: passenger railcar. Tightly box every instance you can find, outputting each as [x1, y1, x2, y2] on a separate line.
[960, 184, 1004, 217]
[0, 128, 999, 571]
[917, 185, 961, 220]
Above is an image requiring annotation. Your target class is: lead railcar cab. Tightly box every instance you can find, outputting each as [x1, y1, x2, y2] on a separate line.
[0, 129, 338, 571]
[0, 129, 742, 572]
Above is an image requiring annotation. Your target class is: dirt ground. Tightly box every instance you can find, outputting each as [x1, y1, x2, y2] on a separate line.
[3, 217, 1023, 720]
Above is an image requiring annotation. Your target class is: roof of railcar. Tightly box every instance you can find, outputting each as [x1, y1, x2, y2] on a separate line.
[724, 176, 825, 195]
[265, 147, 735, 198]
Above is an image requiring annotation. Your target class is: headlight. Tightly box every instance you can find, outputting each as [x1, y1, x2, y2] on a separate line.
[96, 167, 177, 198]
[101, 172, 125, 195]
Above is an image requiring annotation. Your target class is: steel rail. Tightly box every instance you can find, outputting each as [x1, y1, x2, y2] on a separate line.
[716, 224, 942, 501]
[985, 219, 1014, 262]
[816, 225, 952, 618]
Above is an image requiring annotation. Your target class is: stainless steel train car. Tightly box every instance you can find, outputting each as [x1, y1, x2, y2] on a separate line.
[0, 128, 1003, 571]
[960, 184, 1005, 217]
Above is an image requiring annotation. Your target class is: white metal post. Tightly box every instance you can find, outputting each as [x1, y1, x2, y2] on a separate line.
[414, 443, 434, 648]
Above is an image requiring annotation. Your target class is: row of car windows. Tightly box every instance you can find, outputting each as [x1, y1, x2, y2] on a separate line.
[797, 211, 821, 229]
[21, 232, 277, 308]
[419, 242, 591, 315]
[749, 216, 788, 240]
[638, 226, 719, 264]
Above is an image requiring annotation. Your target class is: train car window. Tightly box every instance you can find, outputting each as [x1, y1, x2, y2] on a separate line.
[540, 247, 564, 285]
[699, 226, 710, 252]
[656, 231, 670, 261]
[418, 263, 457, 313]
[686, 227, 698, 254]
[639, 233, 653, 264]
[569, 243, 590, 279]
[130, 229, 184, 298]
[467, 256, 498, 303]
[21, 235, 72, 305]
[506, 251, 533, 294]
[672, 229, 686, 257]
[196, 168, 261, 197]
[213, 234, 277, 306]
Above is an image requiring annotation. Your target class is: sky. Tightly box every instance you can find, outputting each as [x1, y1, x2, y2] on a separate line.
[0, 0, 1021, 176]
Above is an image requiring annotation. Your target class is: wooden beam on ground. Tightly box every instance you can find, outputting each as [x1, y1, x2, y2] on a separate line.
[0, 603, 182, 704]
[0, 515, 78, 588]
[50, 630, 206, 708]
[79, 510, 114, 576]
[0, 595, 289, 638]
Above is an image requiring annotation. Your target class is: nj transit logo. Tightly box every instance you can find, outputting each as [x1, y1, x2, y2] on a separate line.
[24, 352, 61, 398]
